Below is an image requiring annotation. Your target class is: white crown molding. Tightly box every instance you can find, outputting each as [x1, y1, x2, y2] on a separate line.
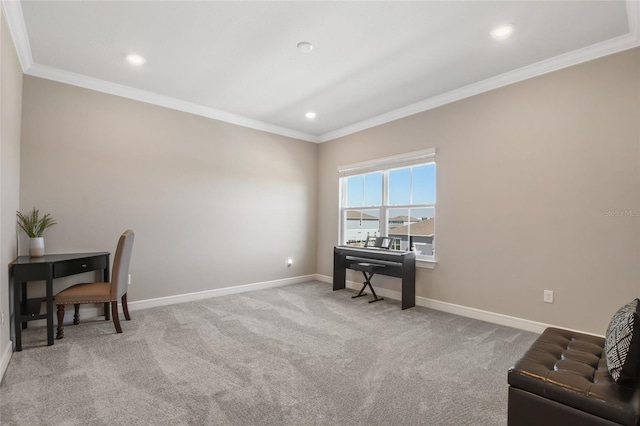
[3, 0, 639, 144]
[26, 63, 318, 143]
[1, 0, 317, 142]
[1, 0, 33, 71]
[317, 7, 640, 143]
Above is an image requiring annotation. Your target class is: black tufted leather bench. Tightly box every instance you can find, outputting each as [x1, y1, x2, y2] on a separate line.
[508, 327, 640, 425]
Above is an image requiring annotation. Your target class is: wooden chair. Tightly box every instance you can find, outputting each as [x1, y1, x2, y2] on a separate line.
[55, 230, 135, 339]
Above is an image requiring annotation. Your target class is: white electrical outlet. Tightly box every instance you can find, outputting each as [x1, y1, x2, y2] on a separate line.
[128, 274, 132, 285]
[287, 258, 293, 267]
[543, 290, 554, 304]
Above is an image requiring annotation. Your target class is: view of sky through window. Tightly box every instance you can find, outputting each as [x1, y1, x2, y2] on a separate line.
[345, 163, 435, 209]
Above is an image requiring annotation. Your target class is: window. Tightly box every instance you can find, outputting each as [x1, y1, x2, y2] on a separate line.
[338, 149, 436, 261]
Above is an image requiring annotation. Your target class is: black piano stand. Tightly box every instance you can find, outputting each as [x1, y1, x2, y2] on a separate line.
[351, 263, 385, 303]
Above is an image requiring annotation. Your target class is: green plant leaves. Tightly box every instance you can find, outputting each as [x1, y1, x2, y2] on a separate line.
[16, 207, 57, 238]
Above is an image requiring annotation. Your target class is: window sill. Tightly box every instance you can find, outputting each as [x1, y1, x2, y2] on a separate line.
[416, 258, 436, 269]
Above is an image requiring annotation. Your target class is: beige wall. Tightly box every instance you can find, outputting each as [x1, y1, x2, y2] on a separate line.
[7, 32, 640, 351]
[318, 48, 640, 335]
[1, 10, 24, 366]
[20, 76, 318, 302]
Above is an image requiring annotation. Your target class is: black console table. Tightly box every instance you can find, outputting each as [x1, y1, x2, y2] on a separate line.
[11, 252, 110, 351]
[333, 246, 416, 309]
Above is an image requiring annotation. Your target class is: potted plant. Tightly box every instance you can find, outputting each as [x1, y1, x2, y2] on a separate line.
[16, 207, 57, 257]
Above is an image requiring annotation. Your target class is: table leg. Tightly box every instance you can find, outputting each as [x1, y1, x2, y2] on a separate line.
[103, 261, 110, 320]
[333, 250, 346, 291]
[20, 283, 27, 330]
[46, 268, 54, 346]
[14, 278, 22, 351]
[401, 256, 416, 310]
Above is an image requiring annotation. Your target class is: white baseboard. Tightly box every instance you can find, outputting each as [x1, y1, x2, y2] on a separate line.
[14, 274, 552, 337]
[3, 273, 600, 385]
[128, 274, 317, 311]
[10, 275, 317, 331]
[1, 274, 317, 384]
[11, 273, 599, 343]
[315, 274, 599, 336]
[416, 295, 551, 334]
[0, 342, 12, 382]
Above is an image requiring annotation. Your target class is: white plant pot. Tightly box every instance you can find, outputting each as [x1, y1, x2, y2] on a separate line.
[29, 237, 45, 257]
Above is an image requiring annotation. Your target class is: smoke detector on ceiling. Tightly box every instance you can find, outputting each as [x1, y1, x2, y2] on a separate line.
[297, 41, 313, 53]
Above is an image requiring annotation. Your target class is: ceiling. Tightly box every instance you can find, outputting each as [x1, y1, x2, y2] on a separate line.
[3, 1, 639, 143]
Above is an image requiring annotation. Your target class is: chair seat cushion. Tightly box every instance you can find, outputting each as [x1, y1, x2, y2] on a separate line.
[55, 282, 113, 304]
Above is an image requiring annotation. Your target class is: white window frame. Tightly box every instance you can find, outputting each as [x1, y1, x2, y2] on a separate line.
[338, 148, 436, 268]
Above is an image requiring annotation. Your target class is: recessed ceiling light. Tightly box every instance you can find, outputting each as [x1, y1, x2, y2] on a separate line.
[305, 112, 316, 119]
[297, 41, 313, 53]
[126, 54, 146, 65]
[490, 24, 515, 39]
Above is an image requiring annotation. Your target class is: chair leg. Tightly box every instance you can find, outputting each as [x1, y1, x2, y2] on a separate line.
[111, 300, 122, 333]
[56, 305, 65, 339]
[73, 304, 80, 325]
[103, 302, 110, 321]
[122, 293, 131, 321]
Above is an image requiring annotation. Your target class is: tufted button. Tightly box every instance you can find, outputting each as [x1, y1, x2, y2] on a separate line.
[554, 359, 596, 381]
[561, 348, 600, 368]
[508, 327, 640, 425]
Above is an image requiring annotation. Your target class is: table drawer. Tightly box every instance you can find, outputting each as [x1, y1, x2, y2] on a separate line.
[53, 255, 108, 278]
[13, 263, 50, 282]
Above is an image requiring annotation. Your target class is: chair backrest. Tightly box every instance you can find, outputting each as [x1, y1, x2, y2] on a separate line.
[111, 230, 135, 300]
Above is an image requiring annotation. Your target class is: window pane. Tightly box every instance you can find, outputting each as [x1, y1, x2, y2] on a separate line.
[387, 208, 434, 254]
[345, 209, 380, 246]
[388, 168, 411, 205]
[341, 159, 436, 257]
[412, 163, 436, 205]
[363, 172, 382, 206]
[345, 175, 364, 207]
[408, 208, 434, 256]
[387, 208, 409, 250]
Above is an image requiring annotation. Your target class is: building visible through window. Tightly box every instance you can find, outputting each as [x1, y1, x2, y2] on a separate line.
[338, 149, 436, 260]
